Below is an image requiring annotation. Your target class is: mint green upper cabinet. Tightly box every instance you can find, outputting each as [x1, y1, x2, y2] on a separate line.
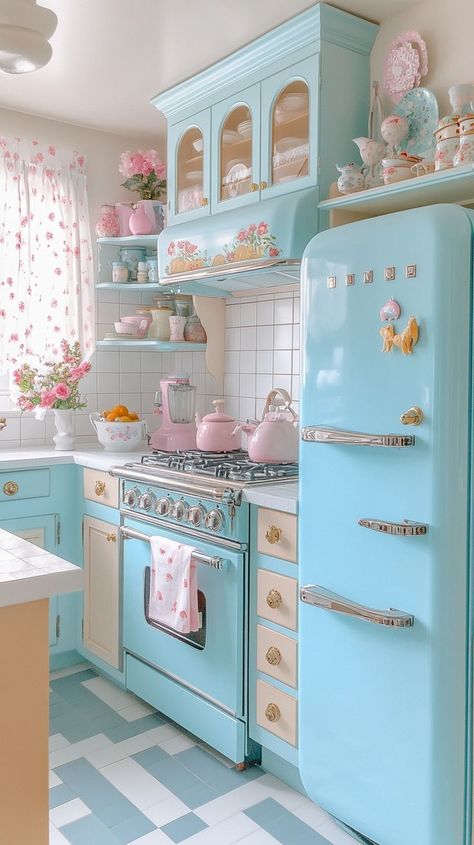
[168, 109, 211, 225]
[211, 85, 261, 214]
[260, 56, 319, 201]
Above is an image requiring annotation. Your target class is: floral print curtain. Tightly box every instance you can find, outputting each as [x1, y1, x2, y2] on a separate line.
[0, 136, 95, 378]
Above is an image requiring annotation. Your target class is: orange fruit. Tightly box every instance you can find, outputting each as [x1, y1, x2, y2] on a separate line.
[106, 412, 117, 421]
[117, 415, 132, 422]
[113, 404, 129, 417]
[102, 409, 111, 418]
[128, 412, 139, 421]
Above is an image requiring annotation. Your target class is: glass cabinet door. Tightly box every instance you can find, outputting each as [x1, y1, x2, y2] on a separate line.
[211, 85, 261, 213]
[260, 56, 319, 199]
[168, 109, 211, 224]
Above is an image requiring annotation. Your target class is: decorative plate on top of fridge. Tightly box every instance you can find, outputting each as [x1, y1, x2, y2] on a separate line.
[393, 87, 439, 159]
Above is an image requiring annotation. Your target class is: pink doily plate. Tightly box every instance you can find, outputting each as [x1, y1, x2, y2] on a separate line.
[384, 31, 428, 103]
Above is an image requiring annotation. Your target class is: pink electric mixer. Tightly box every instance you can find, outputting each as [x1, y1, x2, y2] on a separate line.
[150, 376, 197, 452]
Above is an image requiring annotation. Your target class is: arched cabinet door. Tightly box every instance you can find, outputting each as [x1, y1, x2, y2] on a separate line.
[260, 55, 319, 200]
[168, 109, 211, 224]
[211, 84, 261, 214]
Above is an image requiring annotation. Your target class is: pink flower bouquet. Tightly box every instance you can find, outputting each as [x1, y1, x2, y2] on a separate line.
[119, 149, 167, 200]
[13, 340, 91, 414]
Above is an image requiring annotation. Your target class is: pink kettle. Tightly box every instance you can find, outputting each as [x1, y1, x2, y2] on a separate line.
[195, 399, 241, 452]
[234, 388, 299, 463]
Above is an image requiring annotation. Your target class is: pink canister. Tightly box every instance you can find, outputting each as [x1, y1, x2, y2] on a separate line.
[114, 203, 133, 236]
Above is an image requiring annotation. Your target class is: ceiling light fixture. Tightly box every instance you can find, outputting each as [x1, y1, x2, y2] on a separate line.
[0, 0, 57, 74]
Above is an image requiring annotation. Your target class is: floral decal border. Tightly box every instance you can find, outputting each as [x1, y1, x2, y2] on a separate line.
[164, 221, 281, 276]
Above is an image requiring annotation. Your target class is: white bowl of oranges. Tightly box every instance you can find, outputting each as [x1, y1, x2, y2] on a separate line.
[90, 406, 146, 451]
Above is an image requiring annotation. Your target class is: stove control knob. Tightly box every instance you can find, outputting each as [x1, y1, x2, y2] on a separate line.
[188, 505, 206, 527]
[123, 487, 140, 508]
[205, 509, 224, 532]
[138, 491, 156, 511]
[155, 496, 173, 517]
[172, 499, 189, 521]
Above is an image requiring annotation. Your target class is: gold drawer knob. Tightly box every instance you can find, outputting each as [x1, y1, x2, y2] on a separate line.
[265, 703, 281, 722]
[95, 480, 106, 496]
[106, 533, 117, 542]
[266, 589, 282, 610]
[3, 481, 19, 496]
[200, 197, 209, 206]
[265, 525, 282, 545]
[259, 180, 268, 190]
[250, 182, 259, 192]
[265, 646, 282, 666]
[400, 406, 423, 426]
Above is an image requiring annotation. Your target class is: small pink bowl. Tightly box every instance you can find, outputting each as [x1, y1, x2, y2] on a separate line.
[114, 319, 148, 337]
[121, 313, 152, 327]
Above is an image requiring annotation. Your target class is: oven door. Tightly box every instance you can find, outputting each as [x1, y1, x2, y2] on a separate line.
[121, 516, 246, 716]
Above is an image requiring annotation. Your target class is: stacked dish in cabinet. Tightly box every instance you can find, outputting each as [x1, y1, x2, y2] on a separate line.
[250, 506, 299, 766]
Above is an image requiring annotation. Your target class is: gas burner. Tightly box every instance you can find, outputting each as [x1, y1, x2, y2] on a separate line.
[139, 449, 298, 483]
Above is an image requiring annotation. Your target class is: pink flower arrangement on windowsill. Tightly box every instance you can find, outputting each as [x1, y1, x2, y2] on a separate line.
[119, 149, 167, 200]
[13, 340, 91, 413]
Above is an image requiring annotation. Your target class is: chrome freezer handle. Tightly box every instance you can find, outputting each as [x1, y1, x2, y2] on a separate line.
[301, 426, 415, 448]
[300, 585, 414, 628]
[119, 526, 230, 571]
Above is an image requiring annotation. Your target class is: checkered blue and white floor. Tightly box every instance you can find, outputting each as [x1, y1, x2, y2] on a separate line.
[48, 664, 359, 845]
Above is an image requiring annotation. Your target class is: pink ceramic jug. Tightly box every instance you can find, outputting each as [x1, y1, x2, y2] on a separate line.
[234, 388, 299, 463]
[195, 399, 241, 452]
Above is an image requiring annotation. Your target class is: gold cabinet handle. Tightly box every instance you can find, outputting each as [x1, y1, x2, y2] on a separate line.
[259, 181, 268, 190]
[265, 703, 281, 722]
[106, 533, 117, 542]
[3, 481, 19, 496]
[265, 525, 282, 545]
[400, 406, 424, 426]
[200, 197, 209, 206]
[95, 480, 106, 496]
[265, 646, 282, 666]
[250, 182, 259, 192]
[266, 589, 282, 610]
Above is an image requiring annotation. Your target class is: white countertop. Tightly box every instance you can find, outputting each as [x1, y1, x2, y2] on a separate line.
[0, 528, 83, 609]
[0, 445, 299, 513]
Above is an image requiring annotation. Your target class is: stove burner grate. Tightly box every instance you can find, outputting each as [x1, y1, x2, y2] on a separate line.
[140, 449, 298, 482]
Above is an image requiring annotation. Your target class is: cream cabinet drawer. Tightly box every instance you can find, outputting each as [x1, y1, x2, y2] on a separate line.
[256, 678, 297, 746]
[257, 569, 297, 631]
[83, 469, 118, 508]
[257, 624, 297, 688]
[257, 507, 297, 563]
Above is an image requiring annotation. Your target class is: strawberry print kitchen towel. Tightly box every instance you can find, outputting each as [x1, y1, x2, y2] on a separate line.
[149, 536, 199, 634]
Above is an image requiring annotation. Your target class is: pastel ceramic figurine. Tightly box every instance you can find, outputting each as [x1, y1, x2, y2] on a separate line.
[353, 137, 386, 187]
[336, 163, 365, 194]
[449, 83, 474, 116]
[381, 115, 409, 156]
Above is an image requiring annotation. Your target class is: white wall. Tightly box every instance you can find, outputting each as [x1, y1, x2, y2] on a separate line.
[371, 0, 472, 119]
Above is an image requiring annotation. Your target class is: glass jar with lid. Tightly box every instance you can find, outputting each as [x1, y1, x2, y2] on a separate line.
[111, 261, 129, 283]
[149, 307, 173, 341]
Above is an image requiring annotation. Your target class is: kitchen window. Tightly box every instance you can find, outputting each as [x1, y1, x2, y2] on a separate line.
[0, 136, 95, 401]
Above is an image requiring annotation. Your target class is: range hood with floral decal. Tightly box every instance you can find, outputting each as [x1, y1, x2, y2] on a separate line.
[157, 188, 318, 296]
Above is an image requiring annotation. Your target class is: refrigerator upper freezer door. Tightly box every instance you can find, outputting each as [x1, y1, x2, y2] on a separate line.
[298, 204, 473, 845]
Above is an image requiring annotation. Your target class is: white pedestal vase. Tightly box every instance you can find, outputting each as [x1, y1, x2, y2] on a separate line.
[53, 409, 75, 451]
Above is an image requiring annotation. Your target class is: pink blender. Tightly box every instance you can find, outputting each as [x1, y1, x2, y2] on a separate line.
[150, 376, 197, 452]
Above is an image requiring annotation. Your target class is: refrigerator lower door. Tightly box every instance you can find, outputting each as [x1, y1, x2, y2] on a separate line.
[298, 204, 473, 845]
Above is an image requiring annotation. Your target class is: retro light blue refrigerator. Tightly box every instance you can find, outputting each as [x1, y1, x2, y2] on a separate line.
[298, 204, 473, 845]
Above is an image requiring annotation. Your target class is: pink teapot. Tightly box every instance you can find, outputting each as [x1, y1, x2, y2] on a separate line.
[234, 388, 299, 463]
[195, 399, 241, 452]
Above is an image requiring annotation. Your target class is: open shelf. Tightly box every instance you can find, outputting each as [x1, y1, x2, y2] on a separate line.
[97, 234, 159, 247]
[96, 339, 206, 352]
[318, 164, 474, 218]
[96, 283, 162, 291]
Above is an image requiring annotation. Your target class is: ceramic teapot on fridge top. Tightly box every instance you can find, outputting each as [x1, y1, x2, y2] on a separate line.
[195, 399, 241, 452]
[234, 388, 299, 463]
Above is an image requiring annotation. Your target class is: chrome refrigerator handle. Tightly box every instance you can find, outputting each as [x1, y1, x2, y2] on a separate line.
[301, 426, 415, 448]
[300, 585, 414, 628]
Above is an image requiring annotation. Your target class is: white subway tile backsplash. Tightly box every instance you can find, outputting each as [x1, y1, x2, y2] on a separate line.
[256, 350, 273, 374]
[97, 350, 120, 373]
[293, 324, 300, 350]
[240, 302, 257, 326]
[140, 351, 162, 373]
[121, 372, 141, 394]
[97, 301, 120, 325]
[292, 351, 300, 375]
[225, 351, 240, 374]
[256, 325, 274, 351]
[274, 324, 293, 350]
[98, 372, 120, 395]
[224, 374, 240, 397]
[120, 351, 139, 373]
[226, 304, 241, 328]
[225, 327, 240, 351]
[256, 299, 274, 325]
[240, 397, 257, 421]
[98, 394, 118, 414]
[140, 372, 160, 394]
[273, 373, 292, 393]
[119, 393, 142, 414]
[256, 373, 273, 399]
[20, 415, 46, 440]
[239, 351, 256, 375]
[240, 326, 257, 350]
[273, 350, 292, 375]
[274, 298, 293, 324]
[240, 373, 256, 399]
[292, 375, 300, 401]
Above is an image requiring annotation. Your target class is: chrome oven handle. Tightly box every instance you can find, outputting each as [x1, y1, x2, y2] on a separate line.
[300, 584, 414, 628]
[301, 426, 415, 448]
[119, 526, 230, 571]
